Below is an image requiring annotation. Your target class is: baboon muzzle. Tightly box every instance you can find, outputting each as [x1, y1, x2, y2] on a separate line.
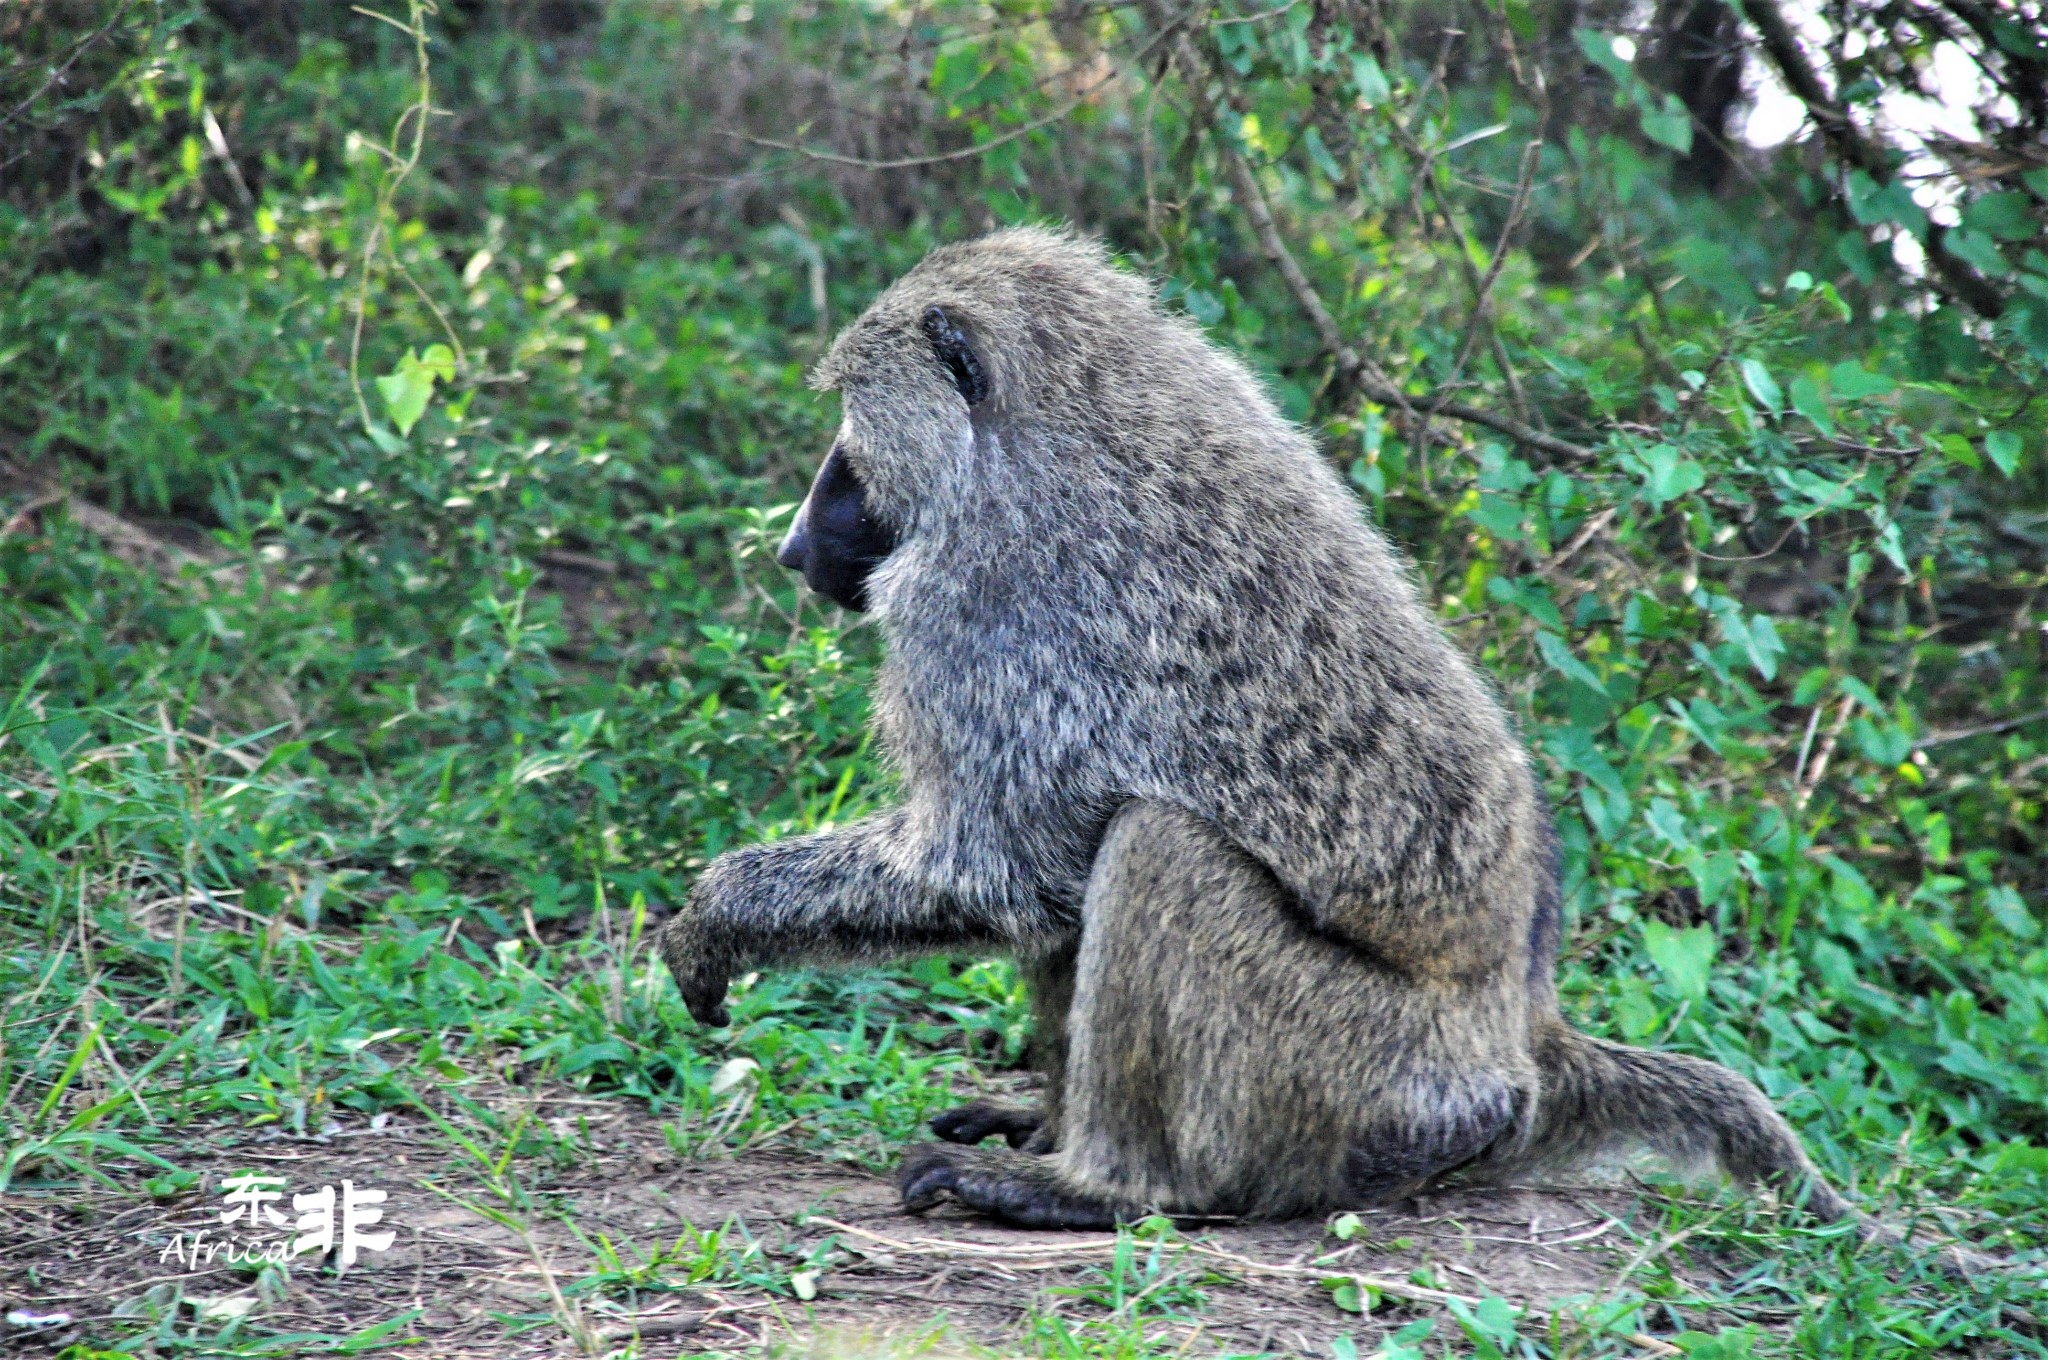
[778, 442, 897, 612]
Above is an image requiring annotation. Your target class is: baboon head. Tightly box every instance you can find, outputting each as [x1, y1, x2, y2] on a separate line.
[775, 228, 1288, 617]
[776, 302, 994, 612]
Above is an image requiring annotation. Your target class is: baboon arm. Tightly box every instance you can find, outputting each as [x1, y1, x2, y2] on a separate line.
[661, 806, 1067, 1023]
[701, 808, 1054, 960]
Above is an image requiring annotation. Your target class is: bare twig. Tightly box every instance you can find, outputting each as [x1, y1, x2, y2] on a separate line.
[1793, 700, 1826, 788]
[1740, 0, 2005, 319]
[0, 492, 64, 541]
[1797, 693, 1857, 808]
[1539, 505, 1620, 578]
[810, 1217, 1680, 1354]
[734, 74, 1110, 171]
[1443, 137, 1543, 395]
[1918, 707, 2048, 748]
[1, 460, 222, 578]
[733, 17, 1184, 172]
[200, 106, 257, 211]
[1145, 7, 1597, 466]
[0, 0, 137, 132]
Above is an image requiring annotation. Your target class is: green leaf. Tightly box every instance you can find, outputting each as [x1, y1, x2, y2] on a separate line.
[1350, 53, 1390, 104]
[1469, 492, 1529, 541]
[1944, 227, 2012, 278]
[1574, 29, 1632, 84]
[1985, 885, 2040, 940]
[1844, 170, 1928, 237]
[1828, 360, 1894, 398]
[375, 345, 456, 438]
[337, 1309, 426, 1352]
[1324, 1277, 1370, 1313]
[1302, 125, 1343, 183]
[364, 421, 405, 455]
[1535, 631, 1607, 695]
[1960, 190, 2039, 242]
[1993, 17, 2048, 60]
[1875, 518, 1908, 572]
[1996, 1142, 2048, 1174]
[1739, 358, 1782, 413]
[1985, 429, 2022, 476]
[1580, 784, 1632, 841]
[1675, 1327, 1762, 1359]
[1676, 237, 1756, 307]
[929, 47, 986, 102]
[1643, 919, 1717, 1003]
[1639, 93, 1693, 154]
[1741, 611, 1783, 680]
[1788, 374, 1833, 435]
[1638, 443, 1704, 506]
[1645, 797, 1692, 851]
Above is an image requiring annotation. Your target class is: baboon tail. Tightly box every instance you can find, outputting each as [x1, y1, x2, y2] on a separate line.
[1517, 1019, 1856, 1224]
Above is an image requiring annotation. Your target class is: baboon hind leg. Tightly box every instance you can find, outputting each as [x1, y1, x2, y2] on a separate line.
[900, 801, 1533, 1225]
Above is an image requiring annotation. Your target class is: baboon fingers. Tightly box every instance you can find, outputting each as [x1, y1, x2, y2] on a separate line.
[929, 1099, 1045, 1148]
[654, 908, 736, 1027]
[684, 993, 730, 1028]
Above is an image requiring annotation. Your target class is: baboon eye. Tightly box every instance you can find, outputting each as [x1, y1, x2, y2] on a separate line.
[922, 306, 990, 407]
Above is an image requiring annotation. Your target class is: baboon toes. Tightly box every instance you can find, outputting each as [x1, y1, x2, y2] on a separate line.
[898, 1143, 964, 1214]
[929, 1099, 1044, 1149]
[896, 1144, 1123, 1229]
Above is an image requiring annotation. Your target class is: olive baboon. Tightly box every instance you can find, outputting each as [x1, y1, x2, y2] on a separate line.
[659, 227, 1853, 1229]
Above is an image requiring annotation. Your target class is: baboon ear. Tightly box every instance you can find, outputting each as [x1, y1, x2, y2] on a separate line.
[922, 306, 990, 407]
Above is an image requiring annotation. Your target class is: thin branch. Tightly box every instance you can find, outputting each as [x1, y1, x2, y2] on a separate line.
[1146, 6, 1597, 465]
[0, 459, 223, 579]
[1797, 693, 1856, 808]
[734, 97, 1097, 171]
[1695, 520, 1800, 562]
[1442, 136, 1542, 397]
[0, 0, 136, 132]
[732, 23, 1173, 172]
[1739, 0, 2006, 319]
[1919, 707, 2048, 748]
[347, 2, 438, 433]
[1539, 505, 1620, 578]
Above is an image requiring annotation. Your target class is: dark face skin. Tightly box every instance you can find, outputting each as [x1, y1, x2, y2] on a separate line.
[776, 443, 898, 612]
[776, 307, 985, 612]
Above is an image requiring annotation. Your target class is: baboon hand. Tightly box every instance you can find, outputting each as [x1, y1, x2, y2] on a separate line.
[656, 907, 733, 1028]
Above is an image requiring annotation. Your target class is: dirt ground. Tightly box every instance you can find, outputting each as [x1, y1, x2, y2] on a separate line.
[2, 1101, 1718, 1358]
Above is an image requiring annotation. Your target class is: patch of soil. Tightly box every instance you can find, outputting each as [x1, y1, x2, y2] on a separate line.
[1, 1101, 1714, 1358]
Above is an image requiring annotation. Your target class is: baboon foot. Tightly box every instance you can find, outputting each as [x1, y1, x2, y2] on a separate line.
[929, 1099, 1044, 1149]
[897, 1144, 1129, 1229]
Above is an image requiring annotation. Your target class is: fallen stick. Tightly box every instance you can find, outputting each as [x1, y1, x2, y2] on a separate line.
[805, 1216, 1681, 1355]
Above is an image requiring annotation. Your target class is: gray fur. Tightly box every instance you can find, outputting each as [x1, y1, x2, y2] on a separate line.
[660, 227, 1852, 1229]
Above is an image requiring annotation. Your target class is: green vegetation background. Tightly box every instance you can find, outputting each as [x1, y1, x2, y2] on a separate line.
[1, 1, 2044, 1355]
